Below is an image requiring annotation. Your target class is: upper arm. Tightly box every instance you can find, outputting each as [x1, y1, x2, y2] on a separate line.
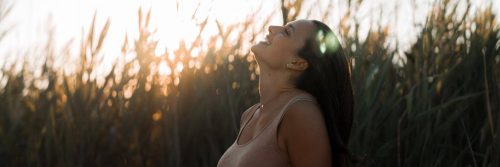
[281, 101, 332, 167]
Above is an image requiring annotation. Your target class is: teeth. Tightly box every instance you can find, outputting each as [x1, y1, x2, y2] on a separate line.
[261, 37, 271, 45]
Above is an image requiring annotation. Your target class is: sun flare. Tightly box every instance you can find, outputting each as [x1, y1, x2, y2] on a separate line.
[158, 61, 171, 76]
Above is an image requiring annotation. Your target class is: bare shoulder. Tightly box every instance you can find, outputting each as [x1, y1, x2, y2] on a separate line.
[282, 92, 322, 127]
[281, 100, 326, 139]
[282, 92, 322, 128]
[280, 97, 332, 166]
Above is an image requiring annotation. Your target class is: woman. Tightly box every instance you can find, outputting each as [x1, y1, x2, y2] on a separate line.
[217, 19, 354, 167]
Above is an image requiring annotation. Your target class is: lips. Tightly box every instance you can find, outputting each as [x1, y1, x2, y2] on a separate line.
[259, 34, 271, 45]
[265, 35, 271, 44]
[259, 40, 271, 45]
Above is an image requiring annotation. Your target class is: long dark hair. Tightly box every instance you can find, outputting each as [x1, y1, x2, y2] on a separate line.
[295, 20, 354, 167]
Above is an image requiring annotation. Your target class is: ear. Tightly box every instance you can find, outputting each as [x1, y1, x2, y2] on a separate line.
[286, 57, 309, 71]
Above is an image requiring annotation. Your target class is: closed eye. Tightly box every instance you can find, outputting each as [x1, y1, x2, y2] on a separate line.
[284, 27, 291, 36]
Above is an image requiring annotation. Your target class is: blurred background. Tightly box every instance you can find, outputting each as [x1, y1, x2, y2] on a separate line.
[0, 0, 499, 166]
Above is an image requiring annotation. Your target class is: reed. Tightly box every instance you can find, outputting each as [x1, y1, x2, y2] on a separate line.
[0, 0, 498, 166]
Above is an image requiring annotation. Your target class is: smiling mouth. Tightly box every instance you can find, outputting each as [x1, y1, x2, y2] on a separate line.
[259, 35, 271, 45]
[259, 40, 271, 45]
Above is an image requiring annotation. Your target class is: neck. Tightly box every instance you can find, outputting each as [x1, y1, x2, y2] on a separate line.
[258, 70, 296, 110]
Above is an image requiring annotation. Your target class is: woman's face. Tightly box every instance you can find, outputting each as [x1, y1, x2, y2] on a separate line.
[251, 20, 315, 70]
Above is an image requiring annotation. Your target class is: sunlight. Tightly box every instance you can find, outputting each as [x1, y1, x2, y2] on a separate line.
[0, 1, 499, 166]
[175, 62, 184, 74]
[158, 61, 172, 76]
[147, 0, 261, 57]
[150, 0, 201, 55]
[1, 0, 264, 76]
[152, 111, 162, 121]
[4, 0, 496, 86]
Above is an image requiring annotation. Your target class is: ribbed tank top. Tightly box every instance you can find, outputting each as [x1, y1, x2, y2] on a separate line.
[217, 95, 316, 167]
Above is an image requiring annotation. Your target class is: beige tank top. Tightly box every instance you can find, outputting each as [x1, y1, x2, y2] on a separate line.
[217, 95, 316, 167]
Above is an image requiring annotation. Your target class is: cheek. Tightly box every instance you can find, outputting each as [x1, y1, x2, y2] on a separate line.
[251, 36, 298, 69]
[269, 38, 301, 58]
[268, 37, 292, 55]
[264, 46, 294, 68]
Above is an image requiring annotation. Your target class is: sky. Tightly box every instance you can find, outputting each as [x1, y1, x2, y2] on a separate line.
[0, 0, 277, 67]
[0, 0, 499, 70]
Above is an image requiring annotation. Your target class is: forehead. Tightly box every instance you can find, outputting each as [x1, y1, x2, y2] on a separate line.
[286, 20, 316, 38]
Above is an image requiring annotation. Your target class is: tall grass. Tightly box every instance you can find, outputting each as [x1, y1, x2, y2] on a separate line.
[346, 1, 499, 166]
[0, 0, 499, 166]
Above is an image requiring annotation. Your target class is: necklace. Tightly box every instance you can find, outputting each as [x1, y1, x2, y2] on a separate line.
[259, 91, 288, 113]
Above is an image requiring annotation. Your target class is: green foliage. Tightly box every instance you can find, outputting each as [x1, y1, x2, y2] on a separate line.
[346, 1, 499, 166]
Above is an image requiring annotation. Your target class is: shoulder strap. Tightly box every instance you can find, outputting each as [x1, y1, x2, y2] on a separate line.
[238, 103, 261, 134]
[276, 95, 316, 125]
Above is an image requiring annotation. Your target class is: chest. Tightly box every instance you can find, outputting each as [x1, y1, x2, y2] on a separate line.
[237, 107, 288, 153]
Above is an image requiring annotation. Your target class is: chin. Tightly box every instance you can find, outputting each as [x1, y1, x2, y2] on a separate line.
[251, 42, 266, 56]
[250, 43, 259, 53]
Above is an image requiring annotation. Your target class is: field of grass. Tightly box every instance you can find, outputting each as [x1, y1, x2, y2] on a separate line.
[0, 0, 499, 166]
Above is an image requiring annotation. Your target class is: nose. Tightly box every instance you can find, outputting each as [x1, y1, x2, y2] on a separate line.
[268, 25, 284, 34]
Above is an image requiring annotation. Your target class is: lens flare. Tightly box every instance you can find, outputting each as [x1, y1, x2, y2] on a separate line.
[316, 31, 340, 55]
